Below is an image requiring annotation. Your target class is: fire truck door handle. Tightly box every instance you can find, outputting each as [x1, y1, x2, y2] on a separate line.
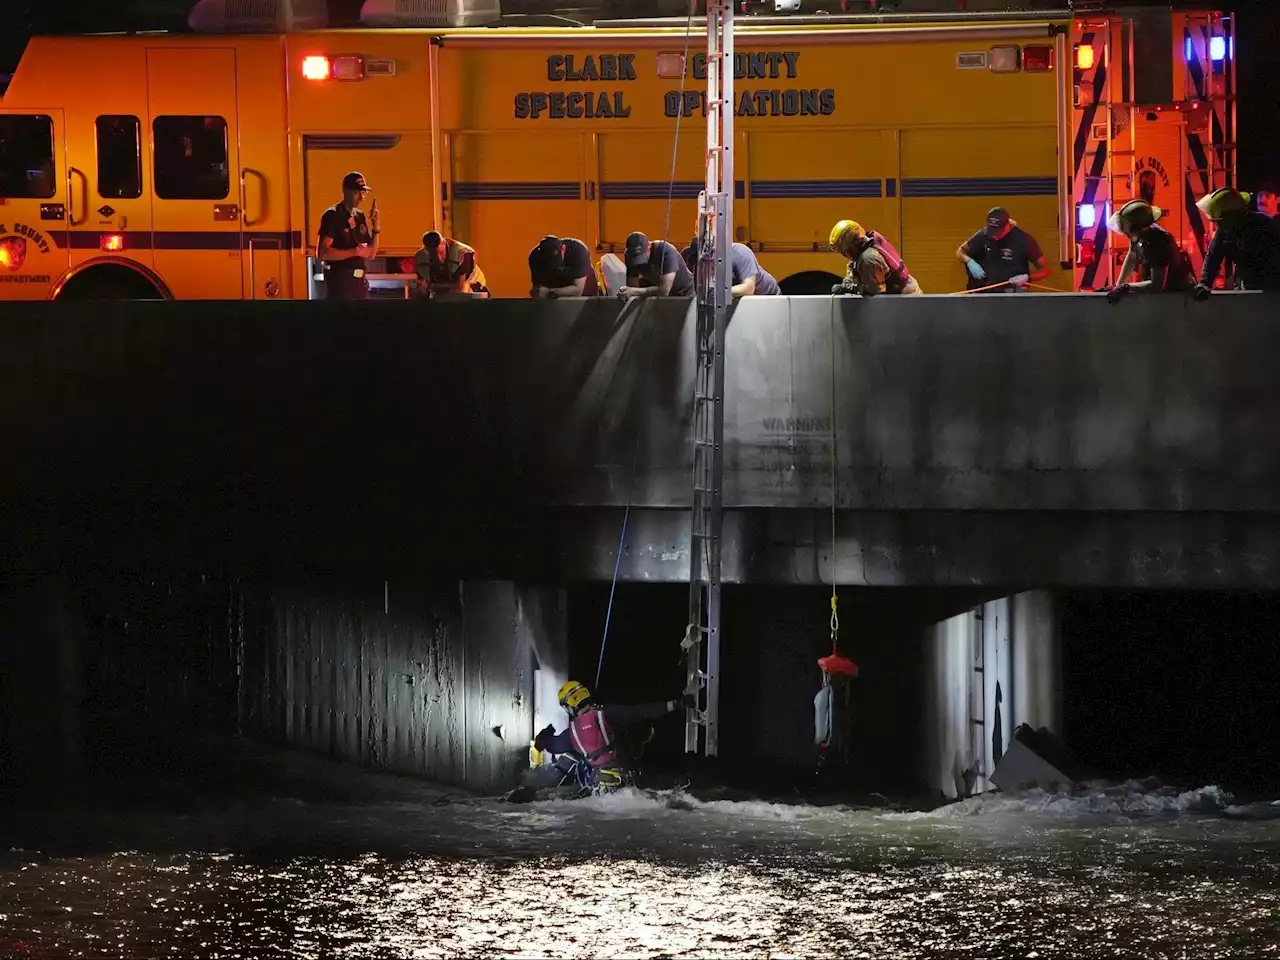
[241, 168, 267, 228]
[67, 167, 89, 226]
[586, 181, 596, 202]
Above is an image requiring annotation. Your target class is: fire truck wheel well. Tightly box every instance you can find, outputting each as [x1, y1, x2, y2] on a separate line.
[52, 262, 170, 301]
[778, 271, 843, 296]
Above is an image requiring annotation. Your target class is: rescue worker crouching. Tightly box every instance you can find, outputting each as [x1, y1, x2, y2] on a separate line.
[318, 171, 380, 300]
[829, 220, 922, 296]
[528, 235, 599, 298]
[414, 231, 488, 297]
[1192, 188, 1280, 299]
[957, 207, 1049, 292]
[681, 236, 780, 296]
[525, 681, 693, 795]
[1104, 200, 1194, 303]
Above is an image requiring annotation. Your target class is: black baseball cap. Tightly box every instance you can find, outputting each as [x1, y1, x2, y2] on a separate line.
[624, 232, 651, 268]
[343, 171, 370, 191]
[534, 236, 563, 261]
[985, 207, 1010, 234]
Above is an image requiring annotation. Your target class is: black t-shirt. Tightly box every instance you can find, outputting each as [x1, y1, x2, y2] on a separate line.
[963, 226, 1043, 288]
[631, 240, 695, 296]
[318, 202, 372, 274]
[1133, 225, 1192, 291]
[528, 237, 599, 296]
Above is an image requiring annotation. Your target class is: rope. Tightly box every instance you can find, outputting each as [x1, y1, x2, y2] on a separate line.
[595, 0, 697, 691]
[829, 293, 840, 656]
[950, 280, 1065, 295]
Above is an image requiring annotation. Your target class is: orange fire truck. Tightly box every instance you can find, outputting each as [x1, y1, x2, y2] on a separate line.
[0, 3, 1234, 300]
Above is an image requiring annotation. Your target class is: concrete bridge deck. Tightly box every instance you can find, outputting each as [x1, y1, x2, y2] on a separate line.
[3, 293, 1279, 587]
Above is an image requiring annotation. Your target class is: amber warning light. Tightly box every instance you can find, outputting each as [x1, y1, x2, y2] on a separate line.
[302, 55, 365, 81]
[101, 234, 124, 252]
[302, 56, 330, 80]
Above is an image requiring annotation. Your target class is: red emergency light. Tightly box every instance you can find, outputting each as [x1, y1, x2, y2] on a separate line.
[1023, 45, 1054, 72]
[101, 234, 124, 252]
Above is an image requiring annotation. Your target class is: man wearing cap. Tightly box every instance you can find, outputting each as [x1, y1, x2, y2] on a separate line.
[618, 232, 695, 298]
[528, 235, 599, 298]
[1104, 200, 1193, 302]
[681, 236, 780, 296]
[318, 172, 380, 300]
[414, 231, 487, 297]
[956, 207, 1048, 292]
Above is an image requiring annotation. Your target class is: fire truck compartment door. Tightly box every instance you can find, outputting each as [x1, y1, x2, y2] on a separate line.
[146, 48, 244, 299]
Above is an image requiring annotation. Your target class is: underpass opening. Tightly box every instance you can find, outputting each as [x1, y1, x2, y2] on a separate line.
[566, 582, 994, 798]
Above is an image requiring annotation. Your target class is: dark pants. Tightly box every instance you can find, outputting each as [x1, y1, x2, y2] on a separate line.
[328, 272, 369, 300]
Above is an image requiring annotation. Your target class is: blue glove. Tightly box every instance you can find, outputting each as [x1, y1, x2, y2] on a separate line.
[965, 259, 986, 281]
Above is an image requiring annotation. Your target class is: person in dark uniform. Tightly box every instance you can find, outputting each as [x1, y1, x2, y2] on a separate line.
[1104, 200, 1194, 302]
[318, 171, 380, 300]
[414, 231, 487, 297]
[956, 207, 1049, 292]
[528, 235, 599, 298]
[1193, 188, 1280, 297]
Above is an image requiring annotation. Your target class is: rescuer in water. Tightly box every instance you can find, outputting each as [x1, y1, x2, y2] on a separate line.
[414, 231, 488, 297]
[828, 220, 922, 295]
[618, 232, 696, 298]
[1104, 200, 1194, 302]
[318, 171, 380, 300]
[956, 207, 1049, 292]
[515, 681, 692, 798]
[681, 236, 780, 296]
[1192, 188, 1280, 298]
[528, 235, 599, 298]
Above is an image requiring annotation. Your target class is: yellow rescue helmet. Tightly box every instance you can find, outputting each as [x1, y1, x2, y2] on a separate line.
[1107, 199, 1164, 236]
[1196, 188, 1252, 221]
[829, 219, 866, 256]
[557, 681, 591, 711]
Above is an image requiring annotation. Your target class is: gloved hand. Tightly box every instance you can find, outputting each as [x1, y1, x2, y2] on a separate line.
[1008, 274, 1030, 290]
[1106, 283, 1130, 304]
[682, 693, 698, 710]
[1192, 283, 1212, 302]
[965, 259, 987, 281]
[831, 282, 848, 295]
[534, 724, 555, 752]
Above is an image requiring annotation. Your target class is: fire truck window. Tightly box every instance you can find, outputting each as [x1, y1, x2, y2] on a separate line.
[96, 115, 142, 200]
[0, 114, 56, 199]
[152, 115, 229, 200]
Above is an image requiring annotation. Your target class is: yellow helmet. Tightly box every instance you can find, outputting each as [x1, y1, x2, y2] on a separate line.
[829, 219, 866, 256]
[1196, 188, 1252, 222]
[1107, 199, 1164, 236]
[557, 681, 591, 711]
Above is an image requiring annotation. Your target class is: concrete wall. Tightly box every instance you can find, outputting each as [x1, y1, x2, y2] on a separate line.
[244, 580, 567, 794]
[0, 574, 565, 795]
[922, 590, 1061, 799]
[5, 294, 1280, 587]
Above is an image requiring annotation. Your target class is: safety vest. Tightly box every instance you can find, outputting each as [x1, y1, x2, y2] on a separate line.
[568, 706, 617, 768]
[866, 231, 911, 293]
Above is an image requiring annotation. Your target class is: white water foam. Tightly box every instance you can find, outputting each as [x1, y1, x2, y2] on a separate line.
[884, 781, 1238, 821]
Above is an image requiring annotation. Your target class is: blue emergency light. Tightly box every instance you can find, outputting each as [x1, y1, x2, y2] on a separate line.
[1186, 36, 1231, 62]
[1077, 204, 1097, 230]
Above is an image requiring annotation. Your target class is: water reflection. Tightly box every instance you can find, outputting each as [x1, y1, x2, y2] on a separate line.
[2, 779, 1279, 958]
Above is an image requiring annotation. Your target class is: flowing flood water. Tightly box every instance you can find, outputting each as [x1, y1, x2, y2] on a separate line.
[2, 750, 1279, 959]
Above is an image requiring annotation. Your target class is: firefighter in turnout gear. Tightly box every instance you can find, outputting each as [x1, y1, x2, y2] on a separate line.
[1104, 200, 1194, 301]
[522, 681, 690, 796]
[1192, 188, 1280, 297]
[829, 220, 922, 296]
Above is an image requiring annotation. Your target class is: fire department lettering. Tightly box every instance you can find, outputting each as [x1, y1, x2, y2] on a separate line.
[515, 91, 631, 119]
[546, 54, 637, 82]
